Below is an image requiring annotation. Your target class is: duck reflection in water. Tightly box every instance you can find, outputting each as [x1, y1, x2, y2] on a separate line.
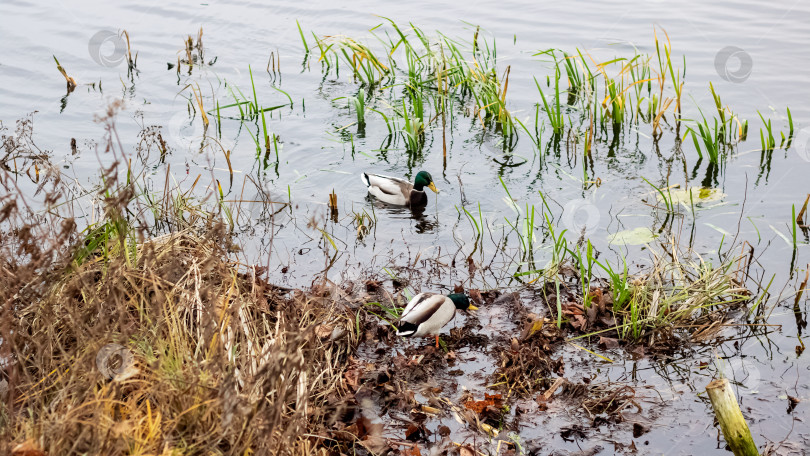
[367, 195, 438, 234]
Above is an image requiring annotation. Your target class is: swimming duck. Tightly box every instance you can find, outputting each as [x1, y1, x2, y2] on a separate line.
[396, 292, 477, 347]
[361, 170, 438, 207]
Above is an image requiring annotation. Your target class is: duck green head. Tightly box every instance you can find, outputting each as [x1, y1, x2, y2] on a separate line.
[449, 293, 478, 311]
[413, 171, 438, 193]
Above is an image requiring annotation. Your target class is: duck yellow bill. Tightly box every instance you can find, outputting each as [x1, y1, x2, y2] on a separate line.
[428, 182, 438, 193]
[468, 304, 479, 311]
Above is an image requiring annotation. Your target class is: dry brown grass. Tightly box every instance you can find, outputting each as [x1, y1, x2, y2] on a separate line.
[0, 113, 364, 455]
[2, 225, 360, 455]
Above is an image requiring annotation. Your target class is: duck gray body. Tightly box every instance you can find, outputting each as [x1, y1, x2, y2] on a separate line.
[395, 292, 476, 347]
[396, 293, 457, 337]
[361, 171, 437, 207]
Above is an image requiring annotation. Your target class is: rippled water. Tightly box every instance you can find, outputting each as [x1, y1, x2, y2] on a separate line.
[2, 0, 809, 453]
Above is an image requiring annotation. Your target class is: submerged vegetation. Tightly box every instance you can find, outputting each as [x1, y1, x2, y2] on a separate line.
[290, 20, 796, 169]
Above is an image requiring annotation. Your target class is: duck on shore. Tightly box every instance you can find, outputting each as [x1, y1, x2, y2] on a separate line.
[395, 292, 477, 347]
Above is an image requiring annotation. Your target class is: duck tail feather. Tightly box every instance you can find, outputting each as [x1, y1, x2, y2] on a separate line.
[396, 321, 418, 337]
[361, 172, 371, 188]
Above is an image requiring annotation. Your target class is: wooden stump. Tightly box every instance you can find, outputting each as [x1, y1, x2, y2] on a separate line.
[705, 378, 759, 456]
[328, 190, 338, 222]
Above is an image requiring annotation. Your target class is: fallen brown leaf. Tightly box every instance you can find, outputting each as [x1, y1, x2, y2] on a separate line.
[401, 446, 422, 456]
[788, 395, 801, 413]
[468, 288, 483, 304]
[587, 287, 603, 307]
[12, 440, 46, 456]
[598, 336, 619, 349]
[315, 324, 333, 339]
[629, 345, 646, 359]
[344, 368, 361, 391]
[464, 393, 503, 414]
[405, 423, 423, 441]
